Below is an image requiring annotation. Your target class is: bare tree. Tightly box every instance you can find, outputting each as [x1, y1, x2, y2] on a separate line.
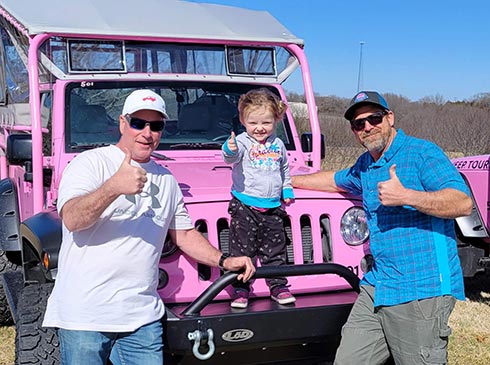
[313, 93, 489, 170]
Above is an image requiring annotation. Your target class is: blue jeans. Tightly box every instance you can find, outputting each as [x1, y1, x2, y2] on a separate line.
[58, 320, 163, 365]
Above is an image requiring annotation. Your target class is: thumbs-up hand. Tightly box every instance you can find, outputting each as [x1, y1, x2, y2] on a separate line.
[377, 164, 407, 206]
[111, 148, 148, 195]
[227, 131, 237, 153]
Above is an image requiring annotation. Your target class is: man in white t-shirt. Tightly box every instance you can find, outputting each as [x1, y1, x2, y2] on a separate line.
[43, 89, 255, 365]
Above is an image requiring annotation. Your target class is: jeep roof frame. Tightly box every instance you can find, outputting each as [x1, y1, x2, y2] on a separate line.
[0, 0, 323, 215]
[0, 0, 304, 44]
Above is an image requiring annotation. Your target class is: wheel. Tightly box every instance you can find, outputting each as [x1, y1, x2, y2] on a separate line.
[0, 249, 20, 325]
[15, 282, 60, 365]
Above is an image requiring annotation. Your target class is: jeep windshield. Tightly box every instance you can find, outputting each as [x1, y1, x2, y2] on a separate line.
[65, 82, 294, 153]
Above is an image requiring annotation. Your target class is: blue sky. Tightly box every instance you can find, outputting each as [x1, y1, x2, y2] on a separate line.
[188, 0, 490, 102]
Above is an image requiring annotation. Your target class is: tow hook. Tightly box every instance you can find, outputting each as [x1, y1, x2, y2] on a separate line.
[187, 328, 215, 360]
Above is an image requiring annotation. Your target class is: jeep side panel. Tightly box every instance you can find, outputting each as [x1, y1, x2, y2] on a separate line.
[452, 155, 490, 277]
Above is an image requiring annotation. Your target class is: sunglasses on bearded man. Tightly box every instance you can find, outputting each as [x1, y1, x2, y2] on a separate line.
[350, 111, 388, 131]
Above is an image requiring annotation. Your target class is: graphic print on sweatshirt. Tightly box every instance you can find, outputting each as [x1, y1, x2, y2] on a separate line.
[249, 142, 282, 170]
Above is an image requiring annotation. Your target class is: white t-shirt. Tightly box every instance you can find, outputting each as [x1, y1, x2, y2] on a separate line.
[43, 145, 193, 332]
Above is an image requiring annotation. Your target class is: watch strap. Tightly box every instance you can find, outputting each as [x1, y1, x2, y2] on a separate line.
[218, 253, 229, 270]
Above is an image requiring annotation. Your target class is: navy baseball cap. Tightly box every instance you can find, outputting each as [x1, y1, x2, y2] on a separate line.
[344, 91, 390, 121]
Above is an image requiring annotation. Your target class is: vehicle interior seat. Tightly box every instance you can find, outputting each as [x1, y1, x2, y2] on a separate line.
[178, 103, 211, 134]
[70, 104, 115, 144]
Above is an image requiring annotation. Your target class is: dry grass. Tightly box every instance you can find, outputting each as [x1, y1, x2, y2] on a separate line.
[449, 299, 490, 364]
[0, 325, 14, 365]
[449, 271, 490, 364]
[0, 273, 489, 364]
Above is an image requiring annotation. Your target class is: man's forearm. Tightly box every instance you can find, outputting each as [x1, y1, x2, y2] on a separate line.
[61, 182, 121, 232]
[171, 228, 255, 282]
[171, 228, 221, 267]
[405, 188, 472, 219]
[292, 171, 340, 192]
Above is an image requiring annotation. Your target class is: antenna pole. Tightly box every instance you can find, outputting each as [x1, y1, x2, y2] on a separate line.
[357, 41, 365, 91]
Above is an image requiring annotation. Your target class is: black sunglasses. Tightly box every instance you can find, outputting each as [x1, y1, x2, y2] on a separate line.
[125, 114, 165, 132]
[350, 111, 387, 131]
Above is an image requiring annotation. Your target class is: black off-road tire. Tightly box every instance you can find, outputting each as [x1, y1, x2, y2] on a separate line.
[0, 249, 20, 325]
[15, 282, 60, 365]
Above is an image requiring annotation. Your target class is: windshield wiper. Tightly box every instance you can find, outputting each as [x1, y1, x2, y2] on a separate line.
[70, 142, 111, 150]
[151, 151, 174, 161]
[169, 142, 223, 149]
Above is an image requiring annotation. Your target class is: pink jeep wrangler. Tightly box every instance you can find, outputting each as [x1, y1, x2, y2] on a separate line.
[452, 155, 490, 277]
[0, 1, 369, 364]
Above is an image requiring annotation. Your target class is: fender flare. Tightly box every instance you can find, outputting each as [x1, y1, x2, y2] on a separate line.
[455, 174, 489, 240]
[20, 209, 62, 282]
[0, 178, 21, 253]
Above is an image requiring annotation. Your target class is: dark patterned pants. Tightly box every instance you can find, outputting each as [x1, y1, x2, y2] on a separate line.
[228, 197, 288, 291]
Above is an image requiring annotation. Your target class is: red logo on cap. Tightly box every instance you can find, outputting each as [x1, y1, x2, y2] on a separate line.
[355, 92, 368, 102]
[142, 96, 156, 102]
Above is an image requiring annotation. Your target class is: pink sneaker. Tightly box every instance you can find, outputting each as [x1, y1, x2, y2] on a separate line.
[231, 289, 249, 308]
[271, 286, 296, 305]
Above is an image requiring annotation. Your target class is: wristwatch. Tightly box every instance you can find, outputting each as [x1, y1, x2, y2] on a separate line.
[218, 253, 230, 270]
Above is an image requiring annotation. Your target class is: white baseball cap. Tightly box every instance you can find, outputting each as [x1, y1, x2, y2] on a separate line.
[122, 89, 169, 119]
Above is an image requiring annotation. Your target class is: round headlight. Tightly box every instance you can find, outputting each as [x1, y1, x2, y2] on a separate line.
[340, 207, 369, 245]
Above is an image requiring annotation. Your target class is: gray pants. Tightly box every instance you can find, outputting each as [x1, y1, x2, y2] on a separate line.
[335, 285, 456, 365]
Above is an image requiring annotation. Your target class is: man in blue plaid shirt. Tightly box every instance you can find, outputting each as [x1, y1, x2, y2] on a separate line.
[292, 91, 472, 365]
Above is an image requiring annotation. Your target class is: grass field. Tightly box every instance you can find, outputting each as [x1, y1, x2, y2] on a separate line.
[448, 271, 490, 364]
[0, 325, 14, 365]
[1, 272, 489, 364]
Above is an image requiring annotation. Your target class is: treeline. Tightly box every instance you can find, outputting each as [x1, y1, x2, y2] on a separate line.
[288, 92, 490, 170]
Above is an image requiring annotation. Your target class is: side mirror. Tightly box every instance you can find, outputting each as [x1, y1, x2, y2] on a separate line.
[301, 133, 325, 159]
[6, 134, 32, 165]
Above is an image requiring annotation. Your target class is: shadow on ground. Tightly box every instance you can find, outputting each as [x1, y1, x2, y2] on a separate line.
[464, 270, 490, 302]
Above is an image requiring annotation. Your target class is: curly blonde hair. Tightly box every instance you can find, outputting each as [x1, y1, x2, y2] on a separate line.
[238, 88, 287, 122]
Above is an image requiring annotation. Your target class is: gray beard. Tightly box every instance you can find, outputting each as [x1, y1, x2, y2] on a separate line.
[362, 131, 390, 156]
[364, 138, 386, 154]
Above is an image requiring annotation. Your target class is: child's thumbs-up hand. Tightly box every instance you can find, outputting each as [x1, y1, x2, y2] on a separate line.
[227, 131, 237, 153]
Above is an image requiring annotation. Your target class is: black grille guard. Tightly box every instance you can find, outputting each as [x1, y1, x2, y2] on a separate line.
[182, 263, 360, 316]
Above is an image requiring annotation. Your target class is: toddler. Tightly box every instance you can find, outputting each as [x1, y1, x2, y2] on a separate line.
[222, 88, 295, 308]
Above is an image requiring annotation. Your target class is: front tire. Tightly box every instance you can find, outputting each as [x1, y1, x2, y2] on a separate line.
[15, 282, 60, 365]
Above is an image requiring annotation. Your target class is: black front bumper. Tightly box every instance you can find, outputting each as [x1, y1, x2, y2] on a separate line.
[163, 263, 359, 364]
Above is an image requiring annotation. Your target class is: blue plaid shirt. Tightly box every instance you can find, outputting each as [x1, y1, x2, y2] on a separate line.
[335, 130, 469, 306]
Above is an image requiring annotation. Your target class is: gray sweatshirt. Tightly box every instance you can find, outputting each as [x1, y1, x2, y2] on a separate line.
[222, 132, 294, 208]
